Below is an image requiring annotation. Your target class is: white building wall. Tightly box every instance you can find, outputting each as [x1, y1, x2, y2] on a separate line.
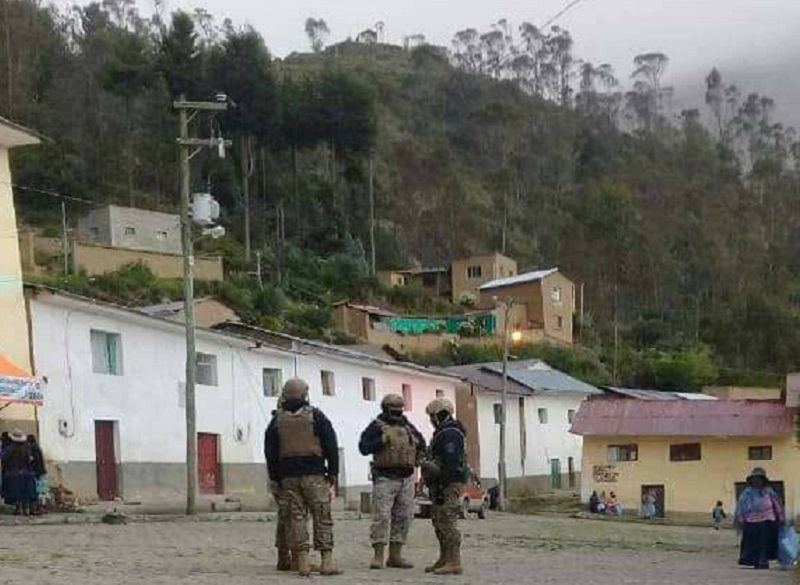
[476, 391, 587, 484]
[30, 294, 457, 502]
[296, 355, 448, 489]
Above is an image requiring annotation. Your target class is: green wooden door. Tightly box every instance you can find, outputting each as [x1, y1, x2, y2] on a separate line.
[550, 458, 562, 489]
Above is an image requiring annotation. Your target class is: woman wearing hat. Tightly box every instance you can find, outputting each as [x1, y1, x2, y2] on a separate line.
[0, 430, 37, 515]
[735, 467, 784, 569]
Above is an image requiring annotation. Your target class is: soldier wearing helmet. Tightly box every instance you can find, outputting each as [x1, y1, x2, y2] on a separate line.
[422, 397, 467, 575]
[358, 392, 426, 570]
[265, 378, 342, 576]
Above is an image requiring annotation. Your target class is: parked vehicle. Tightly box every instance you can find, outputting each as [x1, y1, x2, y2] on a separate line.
[414, 474, 489, 520]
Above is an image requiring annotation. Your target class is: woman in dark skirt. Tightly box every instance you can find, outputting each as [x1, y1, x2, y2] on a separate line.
[1, 430, 37, 515]
[735, 467, 784, 569]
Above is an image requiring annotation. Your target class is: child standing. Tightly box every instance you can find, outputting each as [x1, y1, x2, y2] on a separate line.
[712, 500, 727, 530]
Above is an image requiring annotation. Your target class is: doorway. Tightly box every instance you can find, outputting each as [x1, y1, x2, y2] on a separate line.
[641, 484, 666, 518]
[198, 433, 222, 495]
[550, 458, 562, 489]
[94, 421, 118, 501]
[567, 457, 576, 488]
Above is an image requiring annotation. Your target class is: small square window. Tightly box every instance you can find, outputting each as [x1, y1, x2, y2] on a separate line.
[90, 330, 122, 375]
[670, 443, 701, 462]
[155, 230, 168, 241]
[89, 227, 99, 238]
[362, 377, 376, 401]
[551, 287, 562, 303]
[435, 389, 445, 398]
[748, 446, 772, 461]
[401, 383, 412, 411]
[538, 408, 548, 424]
[263, 368, 282, 397]
[554, 316, 564, 329]
[321, 370, 335, 396]
[493, 403, 503, 424]
[467, 265, 483, 279]
[124, 226, 136, 236]
[567, 409, 576, 424]
[196, 352, 218, 386]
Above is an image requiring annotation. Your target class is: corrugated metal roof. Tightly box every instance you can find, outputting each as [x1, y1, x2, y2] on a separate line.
[445, 363, 532, 395]
[333, 302, 397, 317]
[482, 361, 601, 395]
[447, 359, 601, 396]
[570, 399, 794, 437]
[603, 387, 717, 401]
[479, 268, 559, 291]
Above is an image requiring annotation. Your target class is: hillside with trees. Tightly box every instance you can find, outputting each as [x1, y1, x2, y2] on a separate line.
[3, 1, 800, 389]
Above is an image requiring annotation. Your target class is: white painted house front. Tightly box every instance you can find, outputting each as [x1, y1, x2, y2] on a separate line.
[27, 286, 458, 507]
[450, 361, 600, 494]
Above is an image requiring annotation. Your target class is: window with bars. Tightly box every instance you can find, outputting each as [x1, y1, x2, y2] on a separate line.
[607, 444, 638, 462]
[670, 443, 701, 462]
[196, 353, 218, 386]
[748, 446, 772, 461]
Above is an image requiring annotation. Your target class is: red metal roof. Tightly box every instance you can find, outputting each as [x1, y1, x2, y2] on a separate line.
[570, 399, 795, 437]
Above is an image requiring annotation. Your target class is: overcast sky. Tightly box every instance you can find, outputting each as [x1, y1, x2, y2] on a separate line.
[148, 0, 799, 74]
[67, 0, 800, 119]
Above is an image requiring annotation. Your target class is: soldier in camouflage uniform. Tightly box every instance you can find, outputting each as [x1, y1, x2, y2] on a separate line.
[421, 398, 467, 576]
[265, 378, 342, 576]
[265, 393, 306, 572]
[359, 394, 426, 569]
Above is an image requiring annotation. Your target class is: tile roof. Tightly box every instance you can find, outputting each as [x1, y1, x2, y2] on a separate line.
[570, 399, 794, 437]
[479, 268, 559, 291]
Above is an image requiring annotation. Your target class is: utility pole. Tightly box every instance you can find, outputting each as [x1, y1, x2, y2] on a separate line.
[368, 151, 376, 275]
[497, 298, 514, 511]
[61, 201, 69, 275]
[175, 95, 229, 515]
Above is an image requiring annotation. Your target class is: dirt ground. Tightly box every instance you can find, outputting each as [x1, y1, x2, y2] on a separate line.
[0, 513, 797, 584]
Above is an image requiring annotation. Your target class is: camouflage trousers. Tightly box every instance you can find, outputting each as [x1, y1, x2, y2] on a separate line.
[283, 475, 334, 552]
[271, 483, 303, 550]
[369, 475, 415, 545]
[431, 483, 462, 548]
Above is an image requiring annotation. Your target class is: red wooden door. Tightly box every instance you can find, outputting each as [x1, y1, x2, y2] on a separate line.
[198, 433, 221, 495]
[95, 421, 118, 501]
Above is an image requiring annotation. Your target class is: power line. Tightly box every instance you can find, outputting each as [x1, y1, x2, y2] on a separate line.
[541, 0, 589, 30]
[1, 181, 98, 206]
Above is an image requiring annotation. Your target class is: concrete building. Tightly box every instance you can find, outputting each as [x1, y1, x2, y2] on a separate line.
[479, 268, 575, 346]
[571, 396, 798, 518]
[27, 286, 458, 507]
[0, 117, 41, 434]
[449, 360, 600, 494]
[77, 205, 182, 254]
[451, 252, 517, 305]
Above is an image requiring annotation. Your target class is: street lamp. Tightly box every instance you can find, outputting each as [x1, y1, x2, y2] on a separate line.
[496, 297, 518, 512]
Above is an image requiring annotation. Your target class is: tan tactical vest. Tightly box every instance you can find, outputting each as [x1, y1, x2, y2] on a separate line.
[276, 407, 323, 458]
[374, 421, 417, 469]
